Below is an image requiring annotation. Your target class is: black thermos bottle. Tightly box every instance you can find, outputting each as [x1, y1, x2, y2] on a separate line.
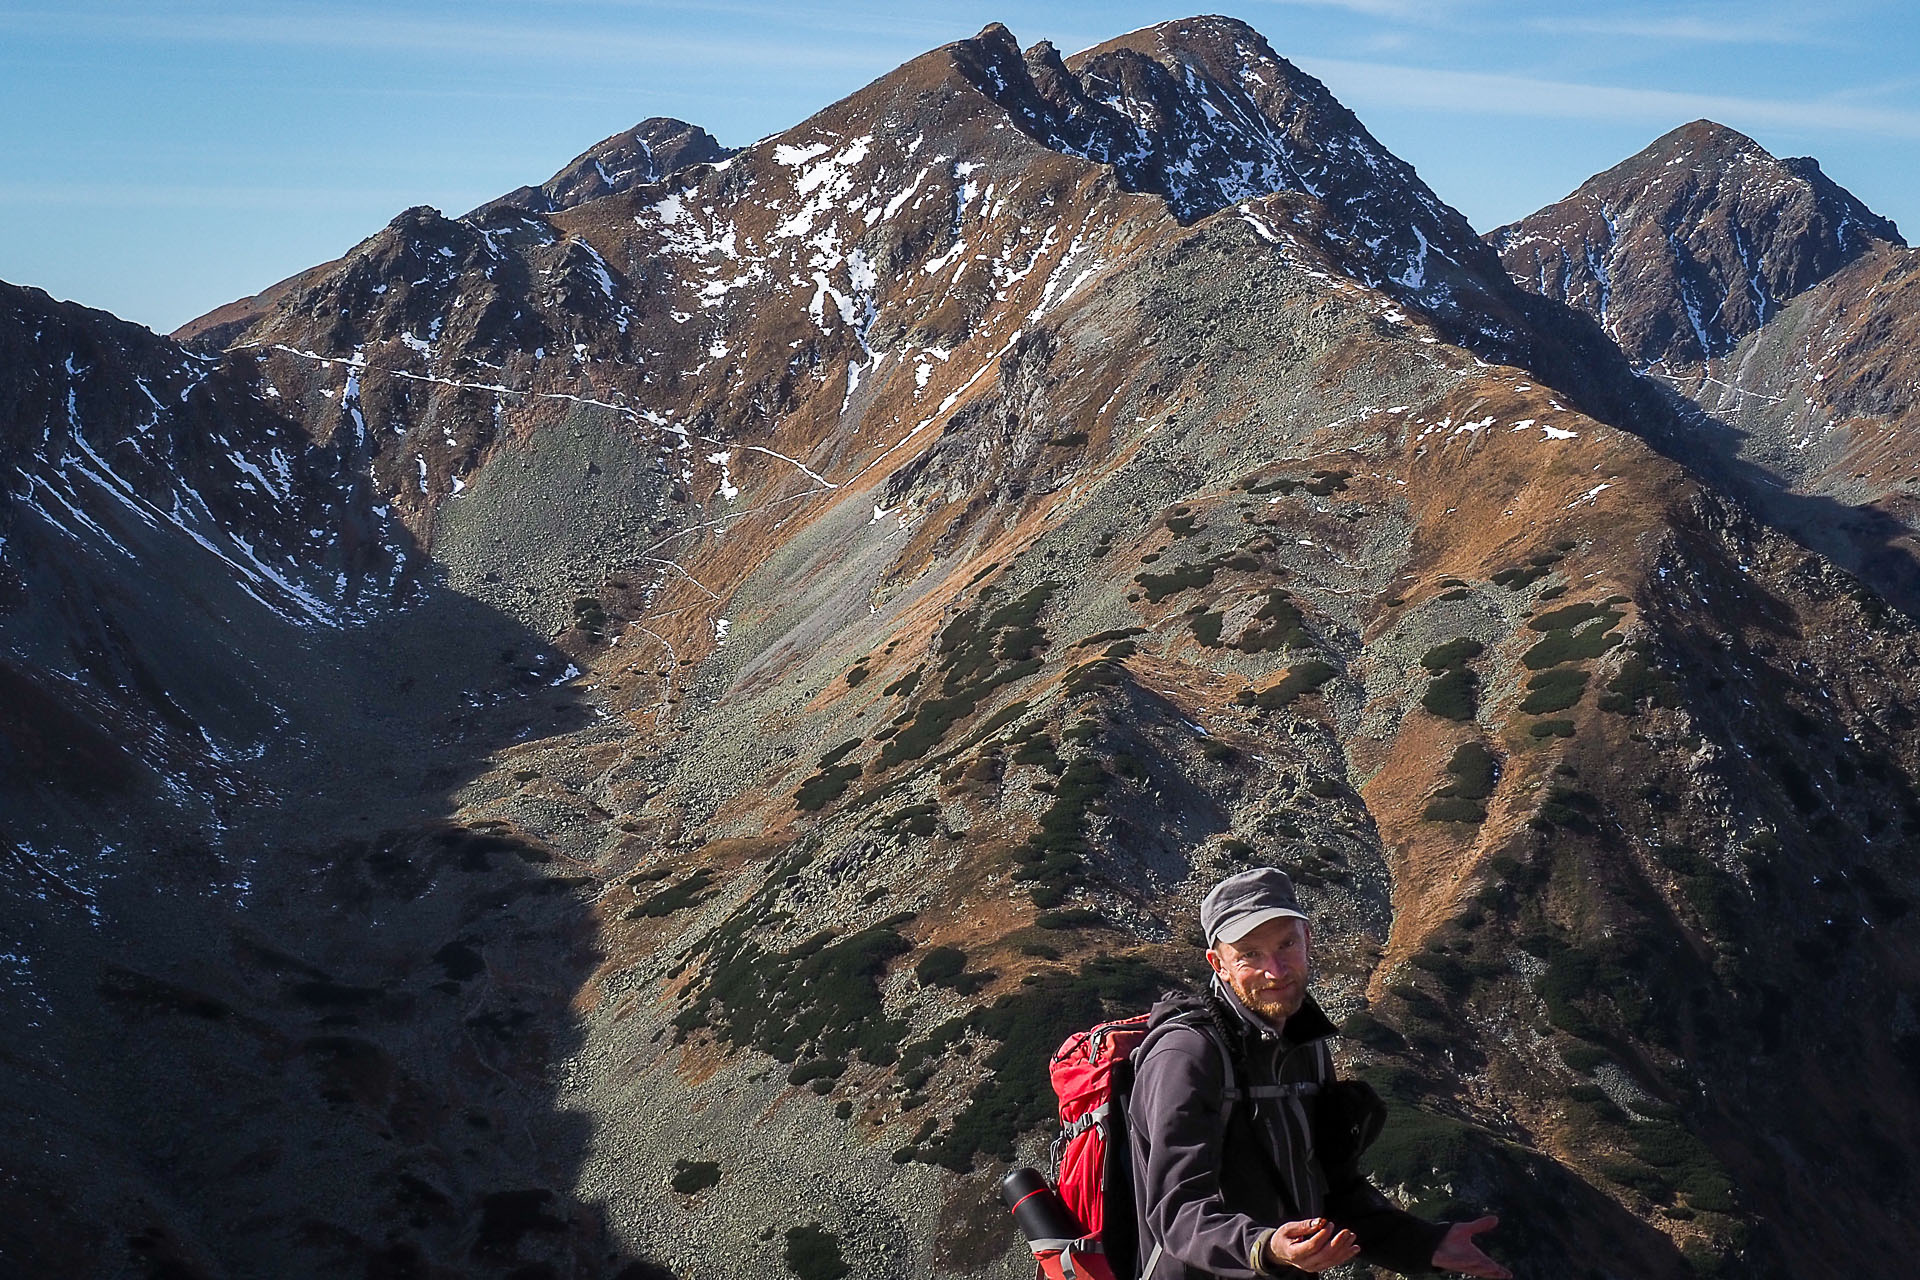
[1001, 1167, 1085, 1243]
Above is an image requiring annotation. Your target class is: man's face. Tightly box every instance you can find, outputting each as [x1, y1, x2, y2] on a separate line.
[1207, 915, 1310, 1025]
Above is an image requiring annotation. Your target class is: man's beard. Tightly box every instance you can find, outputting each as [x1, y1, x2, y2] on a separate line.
[1229, 971, 1303, 1025]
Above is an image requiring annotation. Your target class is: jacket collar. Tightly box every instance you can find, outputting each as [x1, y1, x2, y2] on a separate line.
[1211, 974, 1338, 1047]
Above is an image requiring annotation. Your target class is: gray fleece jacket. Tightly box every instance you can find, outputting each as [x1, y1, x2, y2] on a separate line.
[1126, 979, 1448, 1279]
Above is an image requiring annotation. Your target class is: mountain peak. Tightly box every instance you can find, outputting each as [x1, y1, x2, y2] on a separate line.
[1491, 119, 1903, 366]
[1652, 118, 1764, 154]
[468, 117, 734, 220]
[944, 17, 1503, 331]
[971, 20, 1018, 47]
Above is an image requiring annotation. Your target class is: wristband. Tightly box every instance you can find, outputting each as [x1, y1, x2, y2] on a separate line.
[1251, 1227, 1278, 1276]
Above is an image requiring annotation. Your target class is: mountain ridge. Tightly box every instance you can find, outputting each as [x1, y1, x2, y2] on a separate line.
[5, 17, 1920, 1280]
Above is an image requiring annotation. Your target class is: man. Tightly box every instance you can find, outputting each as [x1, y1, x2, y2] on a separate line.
[1127, 867, 1511, 1278]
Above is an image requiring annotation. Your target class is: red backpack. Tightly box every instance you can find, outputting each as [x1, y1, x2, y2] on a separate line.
[1011, 997, 1387, 1280]
[1022, 1002, 1239, 1280]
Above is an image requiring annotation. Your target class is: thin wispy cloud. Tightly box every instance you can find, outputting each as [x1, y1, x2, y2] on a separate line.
[0, 3, 905, 72]
[521, 0, 966, 44]
[1257, 0, 1457, 20]
[341, 84, 643, 106]
[0, 182, 427, 212]
[1527, 13, 1829, 47]
[1297, 57, 1920, 139]
[1820, 75, 1920, 105]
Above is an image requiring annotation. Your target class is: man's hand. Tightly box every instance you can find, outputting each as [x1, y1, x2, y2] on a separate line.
[1264, 1218, 1359, 1273]
[1431, 1216, 1512, 1279]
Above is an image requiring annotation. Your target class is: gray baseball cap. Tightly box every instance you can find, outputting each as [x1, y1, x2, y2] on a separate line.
[1201, 867, 1308, 946]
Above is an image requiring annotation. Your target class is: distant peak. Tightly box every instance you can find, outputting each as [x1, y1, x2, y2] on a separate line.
[965, 22, 1022, 62]
[388, 205, 452, 233]
[1494, 119, 1906, 367]
[1659, 119, 1763, 151]
[1555, 119, 1901, 244]
[1069, 12, 1276, 70]
[1149, 13, 1268, 46]
[631, 115, 705, 136]
[466, 118, 733, 221]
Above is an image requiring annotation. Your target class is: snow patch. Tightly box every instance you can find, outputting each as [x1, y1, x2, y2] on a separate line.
[708, 450, 739, 502]
[773, 140, 833, 167]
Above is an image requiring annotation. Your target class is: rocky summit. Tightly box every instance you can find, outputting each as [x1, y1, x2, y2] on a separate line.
[4, 16, 1920, 1280]
[1491, 121, 1920, 613]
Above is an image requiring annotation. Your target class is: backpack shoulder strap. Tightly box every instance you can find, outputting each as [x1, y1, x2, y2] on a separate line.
[1138, 1000, 1242, 1110]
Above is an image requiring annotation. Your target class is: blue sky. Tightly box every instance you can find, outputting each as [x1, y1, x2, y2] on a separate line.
[4, 0, 1917, 334]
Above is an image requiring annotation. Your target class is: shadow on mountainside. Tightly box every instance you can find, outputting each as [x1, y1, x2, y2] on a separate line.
[1488, 284, 1920, 623]
[0, 531, 672, 1278]
[1634, 380, 1920, 621]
